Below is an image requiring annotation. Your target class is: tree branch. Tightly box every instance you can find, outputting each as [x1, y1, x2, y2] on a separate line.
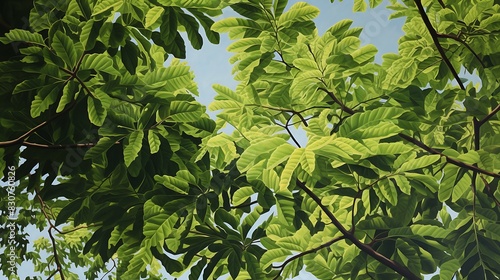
[0, 101, 76, 148]
[296, 181, 420, 280]
[398, 133, 500, 178]
[414, 0, 465, 90]
[478, 103, 500, 126]
[273, 235, 346, 280]
[35, 189, 65, 280]
[318, 87, 356, 115]
[436, 32, 487, 70]
[318, 87, 500, 178]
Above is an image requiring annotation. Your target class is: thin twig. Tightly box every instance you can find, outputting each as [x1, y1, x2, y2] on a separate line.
[272, 235, 346, 280]
[35, 189, 65, 280]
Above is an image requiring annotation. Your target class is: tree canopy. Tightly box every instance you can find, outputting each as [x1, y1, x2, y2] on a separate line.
[1, 0, 500, 279]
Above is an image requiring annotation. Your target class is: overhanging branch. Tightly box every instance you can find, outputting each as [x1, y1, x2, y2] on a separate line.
[273, 235, 346, 280]
[296, 180, 420, 280]
[0, 101, 76, 148]
[318, 87, 500, 178]
[414, 0, 465, 90]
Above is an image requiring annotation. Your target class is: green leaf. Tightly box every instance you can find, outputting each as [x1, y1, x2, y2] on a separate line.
[211, 18, 262, 33]
[55, 199, 84, 226]
[369, 0, 384, 8]
[121, 40, 139, 75]
[178, 12, 203, 50]
[93, 0, 123, 16]
[276, 235, 305, 251]
[339, 107, 405, 137]
[84, 137, 119, 160]
[398, 155, 441, 172]
[393, 175, 411, 195]
[189, 258, 207, 280]
[353, 0, 367, 12]
[227, 251, 241, 279]
[267, 143, 296, 169]
[31, 83, 64, 117]
[124, 130, 143, 167]
[144, 61, 193, 91]
[300, 149, 316, 176]
[358, 121, 403, 140]
[238, 137, 288, 172]
[189, 9, 220, 44]
[52, 31, 77, 67]
[336, 36, 360, 54]
[279, 148, 304, 191]
[81, 53, 120, 75]
[56, 80, 78, 113]
[439, 258, 460, 280]
[351, 44, 377, 63]
[168, 101, 203, 122]
[148, 131, 161, 154]
[145, 6, 164, 28]
[158, 0, 221, 9]
[123, 246, 151, 278]
[379, 179, 397, 206]
[80, 19, 100, 50]
[0, 29, 45, 46]
[154, 174, 190, 195]
[260, 248, 291, 269]
[293, 58, 318, 71]
[13, 79, 44, 95]
[87, 96, 107, 126]
[278, 2, 320, 26]
[232, 186, 254, 206]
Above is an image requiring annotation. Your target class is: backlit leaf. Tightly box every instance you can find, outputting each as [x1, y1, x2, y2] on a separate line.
[124, 130, 144, 167]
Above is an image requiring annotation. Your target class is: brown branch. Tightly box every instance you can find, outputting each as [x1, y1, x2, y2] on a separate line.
[414, 0, 465, 90]
[47, 227, 65, 280]
[285, 114, 302, 147]
[273, 235, 346, 280]
[296, 181, 420, 280]
[35, 189, 65, 280]
[317, 86, 499, 178]
[0, 100, 76, 148]
[398, 133, 500, 178]
[318, 87, 357, 115]
[478, 103, 500, 126]
[480, 176, 500, 208]
[99, 258, 117, 280]
[436, 33, 487, 70]
[246, 104, 311, 126]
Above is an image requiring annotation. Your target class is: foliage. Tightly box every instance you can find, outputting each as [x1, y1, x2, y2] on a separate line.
[1, 0, 500, 279]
